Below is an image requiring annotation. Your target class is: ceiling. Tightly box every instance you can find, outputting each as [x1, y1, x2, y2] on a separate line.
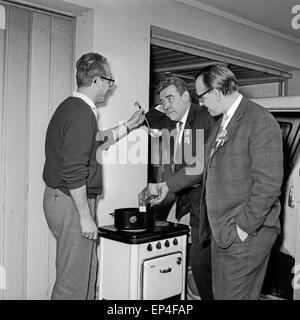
[152, 0, 299, 89]
[151, 45, 287, 89]
[191, 0, 300, 41]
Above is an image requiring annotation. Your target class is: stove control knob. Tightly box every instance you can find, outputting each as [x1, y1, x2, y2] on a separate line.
[147, 244, 153, 251]
[173, 238, 178, 246]
[156, 242, 161, 249]
[176, 257, 182, 265]
[165, 240, 170, 247]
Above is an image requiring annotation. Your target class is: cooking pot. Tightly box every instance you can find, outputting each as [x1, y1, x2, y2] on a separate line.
[113, 207, 155, 231]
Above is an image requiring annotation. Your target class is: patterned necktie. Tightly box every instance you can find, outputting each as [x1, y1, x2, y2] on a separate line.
[172, 121, 183, 172]
[210, 114, 229, 157]
[218, 114, 229, 136]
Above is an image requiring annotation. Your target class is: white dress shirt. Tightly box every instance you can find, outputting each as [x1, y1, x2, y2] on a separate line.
[222, 93, 243, 130]
[72, 91, 98, 119]
[177, 106, 190, 145]
[221, 93, 248, 240]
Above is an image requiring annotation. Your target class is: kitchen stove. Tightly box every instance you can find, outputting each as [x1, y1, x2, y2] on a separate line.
[98, 221, 189, 300]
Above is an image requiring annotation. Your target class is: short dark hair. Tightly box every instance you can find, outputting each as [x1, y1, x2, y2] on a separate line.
[76, 52, 109, 88]
[195, 64, 239, 95]
[157, 76, 189, 96]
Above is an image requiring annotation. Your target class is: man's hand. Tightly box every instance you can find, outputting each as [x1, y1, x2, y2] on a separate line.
[80, 215, 98, 240]
[126, 109, 145, 130]
[150, 182, 169, 205]
[69, 185, 98, 241]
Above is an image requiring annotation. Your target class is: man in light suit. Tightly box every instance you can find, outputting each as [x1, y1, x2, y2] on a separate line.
[193, 64, 284, 299]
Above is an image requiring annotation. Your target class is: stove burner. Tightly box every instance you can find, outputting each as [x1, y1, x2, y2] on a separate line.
[154, 221, 170, 227]
[98, 221, 189, 244]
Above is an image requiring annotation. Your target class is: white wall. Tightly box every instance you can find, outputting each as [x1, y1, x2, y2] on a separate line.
[91, 5, 151, 225]
[239, 83, 280, 98]
[67, 0, 300, 69]
[75, 9, 94, 61]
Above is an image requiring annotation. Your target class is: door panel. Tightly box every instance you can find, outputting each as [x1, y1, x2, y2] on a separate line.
[3, 6, 30, 300]
[0, 3, 74, 299]
[143, 252, 183, 300]
[0, 4, 5, 301]
[292, 158, 300, 300]
[280, 163, 299, 257]
[52, 16, 74, 113]
[261, 112, 300, 300]
[26, 12, 52, 300]
[45, 15, 74, 299]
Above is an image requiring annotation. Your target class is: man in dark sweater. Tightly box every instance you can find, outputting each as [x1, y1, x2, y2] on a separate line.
[43, 52, 144, 300]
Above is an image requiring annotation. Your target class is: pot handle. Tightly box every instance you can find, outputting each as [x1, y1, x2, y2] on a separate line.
[109, 212, 115, 216]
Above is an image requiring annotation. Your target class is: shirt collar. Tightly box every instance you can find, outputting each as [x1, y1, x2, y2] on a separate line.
[176, 105, 190, 145]
[177, 105, 190, 130]
[223, 93, 243, 129]
[72, 91, 98, 119]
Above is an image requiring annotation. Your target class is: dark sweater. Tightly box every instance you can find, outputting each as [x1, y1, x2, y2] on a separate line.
[43, 96, 102, 197]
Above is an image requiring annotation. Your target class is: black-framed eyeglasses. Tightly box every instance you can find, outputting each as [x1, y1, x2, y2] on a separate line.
[100, 76, 115, 88]
[196, 88, 213, 100]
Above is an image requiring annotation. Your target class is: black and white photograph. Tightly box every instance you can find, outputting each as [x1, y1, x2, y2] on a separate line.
[0, 0, 300, 307]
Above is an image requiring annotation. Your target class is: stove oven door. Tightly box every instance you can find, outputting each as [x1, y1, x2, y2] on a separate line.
[142, 252, 183, 300]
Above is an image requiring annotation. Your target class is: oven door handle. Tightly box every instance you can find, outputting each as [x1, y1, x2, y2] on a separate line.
[159, 267, 172, 273]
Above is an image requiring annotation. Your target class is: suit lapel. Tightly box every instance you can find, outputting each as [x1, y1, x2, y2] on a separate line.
[173, 103, 204, 171]
[185, 103, 196, 127]
[177, 104, 195, 150]
[225, 97, 247, 140]
[205, 117, 221, 160]
[209, 97, 248, 159]
[172, 104, 194, 172]
[201, 118, 221, 182]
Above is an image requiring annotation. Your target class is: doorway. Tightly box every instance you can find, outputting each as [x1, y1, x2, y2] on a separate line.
[148, 39, 292, 218]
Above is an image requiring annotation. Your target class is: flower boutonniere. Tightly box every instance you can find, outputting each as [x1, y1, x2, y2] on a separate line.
[149, 128, 162, 137]
[184, 129, 190, 144]
[216, 129, 228, 147]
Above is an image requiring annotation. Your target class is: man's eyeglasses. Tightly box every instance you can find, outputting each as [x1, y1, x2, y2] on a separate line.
[100, 76, 115, 88]
[196, 88, 213, 102]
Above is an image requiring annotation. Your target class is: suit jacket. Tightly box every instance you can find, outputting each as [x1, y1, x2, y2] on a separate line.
[147, 103, 216, 225]
[201, 97, 284, 248]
